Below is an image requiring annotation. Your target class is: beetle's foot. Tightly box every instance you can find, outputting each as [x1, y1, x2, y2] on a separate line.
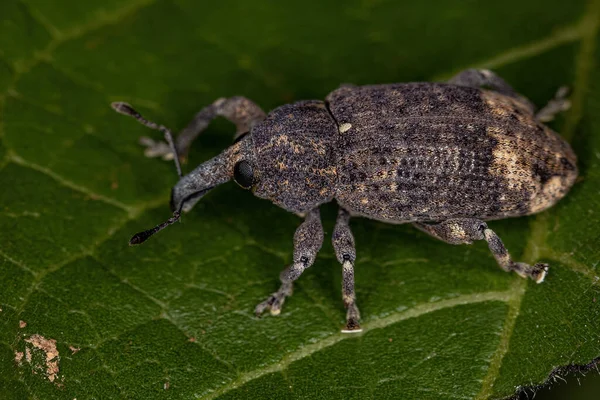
[341, 302, 362, 333]
[139, 136, 174, 160]
[513, 262, 549, 283]
[536, 86, 571, 122]
[255, 282, 293, 317]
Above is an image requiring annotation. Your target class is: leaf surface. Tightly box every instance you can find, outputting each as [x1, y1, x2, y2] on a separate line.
[0, 0, 599, 398]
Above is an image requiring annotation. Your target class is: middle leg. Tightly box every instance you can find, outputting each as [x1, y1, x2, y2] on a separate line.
[332, 208, 362, 333]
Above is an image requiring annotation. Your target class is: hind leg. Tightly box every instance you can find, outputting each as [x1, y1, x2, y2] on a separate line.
[448, 68, 535, 114]
[413, 218, 548, 282]
[535, 86, 571, 122]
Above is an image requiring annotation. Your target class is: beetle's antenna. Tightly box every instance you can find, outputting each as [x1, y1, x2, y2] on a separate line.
[129, 210, 181, 245]
[111, 102, 183, 178]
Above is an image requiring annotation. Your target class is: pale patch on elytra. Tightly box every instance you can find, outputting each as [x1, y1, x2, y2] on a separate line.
[529, 175, 565, 213]
[486, 126, 541, 207]
[23, 334, 61, 383]
[481, 90, 533, 122]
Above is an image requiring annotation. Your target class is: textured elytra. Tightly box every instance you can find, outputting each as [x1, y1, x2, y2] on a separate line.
[323, 83, 578, 223]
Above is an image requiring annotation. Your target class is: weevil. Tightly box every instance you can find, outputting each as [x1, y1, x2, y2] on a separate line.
[112, 69, 577, 332]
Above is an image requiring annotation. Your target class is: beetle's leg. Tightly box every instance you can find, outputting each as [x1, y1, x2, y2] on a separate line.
[413, 218, 548, 283]
[447, 69, 535, 113]
[332, 208, 361, 333]
[535, 86, 571, 122]
[141, 96, 266, 161]
[255, 208, 324, 317]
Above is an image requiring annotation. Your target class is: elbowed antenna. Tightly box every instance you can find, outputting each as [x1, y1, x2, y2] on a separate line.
[111, 102, 183, 178]
[112, 102, 184, 245]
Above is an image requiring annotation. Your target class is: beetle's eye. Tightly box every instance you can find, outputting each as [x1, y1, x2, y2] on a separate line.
[233, 160, 255, 189]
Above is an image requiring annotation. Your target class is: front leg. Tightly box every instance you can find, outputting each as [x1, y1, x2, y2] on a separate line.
[413, 218, 548, 283]
[142, 96, 266, 160]
[332, 208, 362, 333]
[255, 208, 324, 316]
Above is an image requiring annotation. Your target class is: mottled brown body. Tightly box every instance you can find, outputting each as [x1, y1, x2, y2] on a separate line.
[324, 83, 578, 223]
[115, 69, 577, 332]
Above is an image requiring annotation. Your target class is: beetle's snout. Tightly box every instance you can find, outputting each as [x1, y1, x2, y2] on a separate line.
[169, 148, 237, 214]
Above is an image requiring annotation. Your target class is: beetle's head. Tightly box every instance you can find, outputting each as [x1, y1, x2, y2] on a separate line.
[169, 100, 339, 217]
[112, 102, 256, 245]
[168, 135, 254, 214]
[112, 99, 338, 245]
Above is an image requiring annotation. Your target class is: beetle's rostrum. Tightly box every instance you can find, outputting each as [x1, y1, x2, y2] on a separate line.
[112, 69, 577, 332]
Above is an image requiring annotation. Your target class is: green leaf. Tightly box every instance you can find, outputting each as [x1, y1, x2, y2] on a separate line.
[1, 0, 599, 398]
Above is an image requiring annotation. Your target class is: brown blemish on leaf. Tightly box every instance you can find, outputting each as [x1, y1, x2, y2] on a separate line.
[24, 334, 60, 383]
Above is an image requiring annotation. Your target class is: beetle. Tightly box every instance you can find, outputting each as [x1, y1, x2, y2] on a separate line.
[112, 68, 577, 332]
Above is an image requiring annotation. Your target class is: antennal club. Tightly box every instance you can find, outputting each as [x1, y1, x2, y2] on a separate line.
[111, 102, 183, 178]
[129, 210, 181, 245]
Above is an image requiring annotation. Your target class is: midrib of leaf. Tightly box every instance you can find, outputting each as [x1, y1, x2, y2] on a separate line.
[0, 1, 597, 398]
[476, 0, 600, 397]
[474, 217, 548, 400]
[203, 290, 514, 400]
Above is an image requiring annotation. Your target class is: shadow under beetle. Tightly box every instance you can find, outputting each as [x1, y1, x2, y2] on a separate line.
[112, 68, 577, 332]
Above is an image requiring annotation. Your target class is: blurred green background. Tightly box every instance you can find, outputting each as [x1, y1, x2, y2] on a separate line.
[1, 0, 599, 399]
[522, 369, 600, 399]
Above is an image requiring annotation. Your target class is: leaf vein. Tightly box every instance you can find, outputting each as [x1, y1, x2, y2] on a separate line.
[475, 279, 526, 399]
[9, 154, 133, 214]
[203, 291, 513, 400]
[18, 0, 62, 39]
[543, 249, 599, 283]
[0, 249, 36, 276]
